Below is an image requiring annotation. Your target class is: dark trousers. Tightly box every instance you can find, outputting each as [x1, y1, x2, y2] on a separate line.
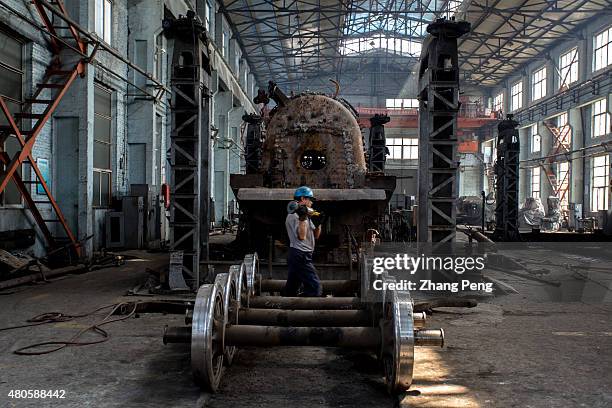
[282, 247, 322, 297]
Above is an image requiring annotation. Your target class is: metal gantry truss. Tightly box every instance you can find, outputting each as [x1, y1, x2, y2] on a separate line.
[456, 0, 609, 86]
[165, 13, 212, 289]
[220, 0, 461, 87]
[417, 18, 470, 245]
[219, 0, 610, 90]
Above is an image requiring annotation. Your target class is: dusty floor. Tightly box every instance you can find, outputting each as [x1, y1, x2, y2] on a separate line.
[0, 246, 611, 407]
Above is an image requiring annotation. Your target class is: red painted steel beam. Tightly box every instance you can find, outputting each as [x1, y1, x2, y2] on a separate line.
[0, 152, 55, 246]
[0, 97, 28, 194]
[31, 0, 61, 53]
[0, 69, 79, 194]
[0, 76, 81, 254]
[49, 0, 87, 54]
[356, 108, 498, 130]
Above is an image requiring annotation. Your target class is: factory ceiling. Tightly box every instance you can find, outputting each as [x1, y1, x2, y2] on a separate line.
[457, 0, 611, 86]
[221, 0, 611, 91]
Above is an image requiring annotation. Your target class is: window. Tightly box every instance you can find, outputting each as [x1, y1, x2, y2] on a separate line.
[95, 0, 112, 44]
[385, 98, 418, 110]
[530, 124, 541, 153]
[511, 81, 522, 111]
[556, 161, 570, 211]
[94, 85, 112, 207]
[593, 26, 612, 71]
[532, 66, 546, 101]
[387, 138, 418, 160]
[592, 99, 610, 138]
[556, 112, 571, 148]
[204, 1, 212, 33]
[234, 51, 240, 74]
[222, 28, 230, 58]
[340, 36, 422, 56]
[493, 92, 504, 113]
[559, 47, 578, 89]
[445, 0, 462, 17]
[0, 30, 24, 206]
[591, 155, 609, 211]
[154, 34, 165, 80]
[531, 167, 541, 199]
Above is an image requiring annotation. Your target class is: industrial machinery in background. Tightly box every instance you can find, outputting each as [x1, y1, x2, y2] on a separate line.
[163, 253, 445, 394]
[417, 18, 471, 246]
[105, 184, 164, 250]
[163, 12, 212, 289]
[456, 195, 494, 228]
[231, 82, 396, 266]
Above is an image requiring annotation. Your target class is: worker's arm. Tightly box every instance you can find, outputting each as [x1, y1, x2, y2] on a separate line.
[297, 220, 308, 240]
[314, 225, 321, 239]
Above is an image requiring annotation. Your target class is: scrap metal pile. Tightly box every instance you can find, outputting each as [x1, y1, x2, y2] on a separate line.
[163, 253, 445, 394]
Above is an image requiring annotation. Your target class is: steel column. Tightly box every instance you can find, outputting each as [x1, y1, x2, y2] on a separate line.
[417, 18, 470, 246]
[367, 114, 390, 173]
[493, 115, 521, 241]
[165, 13, 212, 289]
[242, 113, 263, 174]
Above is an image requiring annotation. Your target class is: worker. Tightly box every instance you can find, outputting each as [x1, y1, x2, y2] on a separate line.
[283, 186, 323, 297]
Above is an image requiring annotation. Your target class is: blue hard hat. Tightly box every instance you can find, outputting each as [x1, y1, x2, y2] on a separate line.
[294, 186, 314, 199]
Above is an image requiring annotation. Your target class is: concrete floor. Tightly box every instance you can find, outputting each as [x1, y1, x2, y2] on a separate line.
[0, 246, 611, 407]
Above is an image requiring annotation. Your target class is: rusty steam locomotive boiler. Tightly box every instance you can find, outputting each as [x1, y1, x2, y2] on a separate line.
[230, 82, 396, 263]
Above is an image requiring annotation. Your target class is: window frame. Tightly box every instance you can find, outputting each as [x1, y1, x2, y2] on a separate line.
[385, 98, 418, 110]
[95, 0, 113, 45]
[511, 81, 523, 111]
[559, 47, 578, 89]
[222, 24, 230, 58]
[530, 123, 541, 153]
[386, 137, 418, 160]
[0, 29, 25, 207]
[591, 154, 610, 211]
[493, 92, 504, 113]
[153, 33, 165, 81]
[93, 84, 113, 208]
[591, 98, 610, 138]
[556, 112, 571, 148]
[593, 25, 612, 72]
[204, 1, 212, 33]
[556, 161, 570, 211]
[531, 66, 547, 101]
[531, 166, 541, 200]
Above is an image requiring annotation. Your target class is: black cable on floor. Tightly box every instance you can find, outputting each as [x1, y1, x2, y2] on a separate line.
[0, 302, 140, 355]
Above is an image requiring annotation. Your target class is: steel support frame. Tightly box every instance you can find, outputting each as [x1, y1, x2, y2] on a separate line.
[368, 114, 390, 173]
[493, 116, 520, 242]
[242, 113, 263, 174]
[167, 16, 212, 289]
[417, 19, 470, 245]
